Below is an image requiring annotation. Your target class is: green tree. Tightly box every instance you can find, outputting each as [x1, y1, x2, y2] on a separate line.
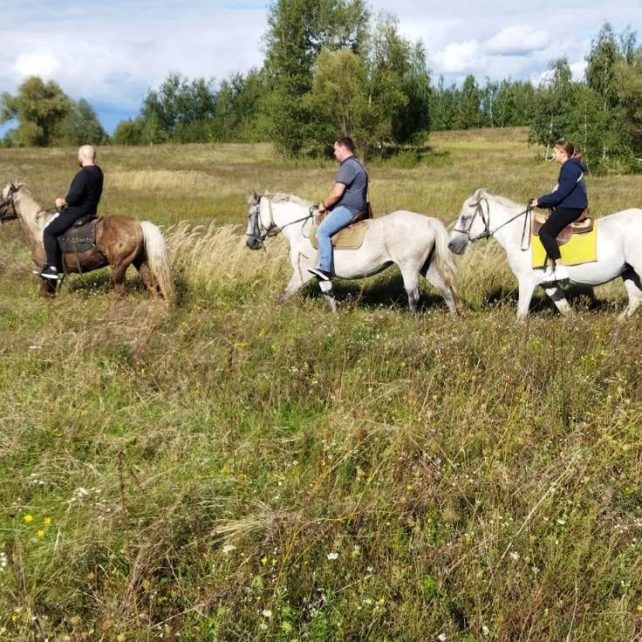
[111, 118, 144, 145]
[263, 0, 369, 155]
[140, 73, 217, 143]
[454, 75, 482, 129]
[58, 99, 108, 145]
[0, 76, 72, 146]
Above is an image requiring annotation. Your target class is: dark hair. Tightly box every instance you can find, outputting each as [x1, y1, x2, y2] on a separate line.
[335, 136, 356, 153]
[554, 138, 582, 162]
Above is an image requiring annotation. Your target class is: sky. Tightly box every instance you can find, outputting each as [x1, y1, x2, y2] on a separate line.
[1, 0, 640, 134]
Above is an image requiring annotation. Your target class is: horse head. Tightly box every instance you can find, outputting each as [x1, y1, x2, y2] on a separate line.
[245, 191, 266, 250]
[0, 183, 22, 222]
[448, 188, 491, 254]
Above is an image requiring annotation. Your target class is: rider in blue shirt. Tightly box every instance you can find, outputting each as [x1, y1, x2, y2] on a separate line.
[308, 137, 368, 281]
[529, 138, 588, 285]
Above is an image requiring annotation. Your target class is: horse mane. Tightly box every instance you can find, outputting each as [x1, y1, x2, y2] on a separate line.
[266, 192, 314, 208]
[475, 189, 524, 211]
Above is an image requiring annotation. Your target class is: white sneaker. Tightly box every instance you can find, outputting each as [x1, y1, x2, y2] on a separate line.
[539, 266, 556, 286]
[554, 265, 570, 282]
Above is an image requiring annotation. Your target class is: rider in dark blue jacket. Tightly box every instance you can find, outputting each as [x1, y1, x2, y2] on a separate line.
[530, 139, 588, 285]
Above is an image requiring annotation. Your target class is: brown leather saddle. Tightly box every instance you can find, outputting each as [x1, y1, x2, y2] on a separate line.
[57, 217, 107, 272]
[532, 209, 593, 246]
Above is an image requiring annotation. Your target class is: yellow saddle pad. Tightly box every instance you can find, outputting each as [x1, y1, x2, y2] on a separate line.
[310, 220, 368, 250]
[531, 223, 598, 267]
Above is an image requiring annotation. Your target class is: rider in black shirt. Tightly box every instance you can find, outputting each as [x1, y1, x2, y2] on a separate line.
[39, 144, 104, 280]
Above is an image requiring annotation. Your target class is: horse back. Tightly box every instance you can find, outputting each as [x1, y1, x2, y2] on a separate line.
[95, 215, 144, 259]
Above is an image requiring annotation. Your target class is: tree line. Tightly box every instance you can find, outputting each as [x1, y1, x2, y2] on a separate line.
[1, 2, 640, 171]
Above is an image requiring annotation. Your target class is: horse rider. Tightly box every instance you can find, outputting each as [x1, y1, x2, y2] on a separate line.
[529, 138, 588, 285]
[38, 144, 104, 280]
[308, 136, 368, 281]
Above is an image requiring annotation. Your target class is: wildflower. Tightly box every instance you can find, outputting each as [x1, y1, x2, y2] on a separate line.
[43, 516, 52, 526]
[23, 514, 34, 524]
[262, 609, 273, 618]
[437, 634, 447, 642]
[222, 544, 237, 554]
[327, 551, 339, 561]
[637, 604, 642, 613]
[36, 530, 45, 539]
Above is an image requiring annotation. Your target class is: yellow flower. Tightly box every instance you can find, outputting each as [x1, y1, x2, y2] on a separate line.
[23, 514, 33, 524]
[43, 516, 52, 526]
[637, 604, 642, 613]
[36, 530, 45, 539]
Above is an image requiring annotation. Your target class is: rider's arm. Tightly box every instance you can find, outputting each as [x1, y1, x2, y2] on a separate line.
[320, 182, 347, 211]
[65, 171, 88, 207]
[536, 163, 580, 208]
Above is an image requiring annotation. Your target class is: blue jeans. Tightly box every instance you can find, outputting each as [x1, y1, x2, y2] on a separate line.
[316, 205, 354, 273]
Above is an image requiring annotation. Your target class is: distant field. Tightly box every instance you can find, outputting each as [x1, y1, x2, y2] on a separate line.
[1, 129, 641, 641]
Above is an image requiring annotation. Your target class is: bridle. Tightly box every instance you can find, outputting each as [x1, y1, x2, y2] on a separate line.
[0, 184, 21, 222]
[453, 197, 532, 247]
[246, 195, 314, 247]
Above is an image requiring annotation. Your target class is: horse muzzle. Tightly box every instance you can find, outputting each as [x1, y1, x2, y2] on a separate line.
[448, 235, 468, 255]
[246, 235, 263, 250]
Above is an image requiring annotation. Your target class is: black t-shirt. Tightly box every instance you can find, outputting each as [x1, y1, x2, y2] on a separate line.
[65, 165, 104, 217]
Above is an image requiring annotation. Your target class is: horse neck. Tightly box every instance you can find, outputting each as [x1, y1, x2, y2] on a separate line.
[486, 198, 526, 249]
[14, 189, 49, 250]
[264, 198, 309, 239]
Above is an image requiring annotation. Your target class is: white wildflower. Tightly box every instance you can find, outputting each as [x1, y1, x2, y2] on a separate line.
[327, 551, 339, 560]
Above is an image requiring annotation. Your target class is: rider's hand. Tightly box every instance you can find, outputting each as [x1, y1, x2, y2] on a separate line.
[318, 202, 326, 212]
[55, 197, 66, 210]
[528, 198, 538, 208]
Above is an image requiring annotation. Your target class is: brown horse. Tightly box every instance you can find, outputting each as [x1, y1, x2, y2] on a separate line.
[0, 183, 174, 300]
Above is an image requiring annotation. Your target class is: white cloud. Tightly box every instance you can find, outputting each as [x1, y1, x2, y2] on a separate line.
[434, 40, 483, 74]
[14, 50, 61, 78]
[484, 26, 550, 56]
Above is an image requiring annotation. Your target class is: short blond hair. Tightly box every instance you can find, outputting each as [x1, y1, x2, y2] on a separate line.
[78, 145, 96, 162]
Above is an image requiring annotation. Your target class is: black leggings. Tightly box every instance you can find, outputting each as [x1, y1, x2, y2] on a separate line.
[43, 209, 87, 268]
[538, 207, 585, 261]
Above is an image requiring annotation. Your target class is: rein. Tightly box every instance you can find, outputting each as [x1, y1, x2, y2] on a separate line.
[455, 198, 533, 249]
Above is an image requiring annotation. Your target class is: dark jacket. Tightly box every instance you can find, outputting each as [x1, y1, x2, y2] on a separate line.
[65, 165, 104, 218]
[537, 157, 588, 210]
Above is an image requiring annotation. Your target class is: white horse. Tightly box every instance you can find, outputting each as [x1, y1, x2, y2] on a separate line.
[245, 192, 458, 314]
[448, 188, 642, 319]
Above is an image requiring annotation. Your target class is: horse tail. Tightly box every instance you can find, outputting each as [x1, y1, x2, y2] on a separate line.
[140, 221, 175, 302]
[428, 218, 458, 296]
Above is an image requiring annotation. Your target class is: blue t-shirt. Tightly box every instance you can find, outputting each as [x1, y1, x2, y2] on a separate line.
[334, 156, 368, 215]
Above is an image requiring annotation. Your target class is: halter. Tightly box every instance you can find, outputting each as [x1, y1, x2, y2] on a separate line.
[0, 184, 21, 221]
[246, 195, 313, 247]
[454, 197, 532, 248]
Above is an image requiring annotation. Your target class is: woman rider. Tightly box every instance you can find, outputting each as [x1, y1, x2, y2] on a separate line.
[529, 139, 588, 285]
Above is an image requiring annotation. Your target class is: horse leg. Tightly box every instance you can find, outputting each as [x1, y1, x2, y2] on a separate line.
[516, 278, 537, 319]
[38, 277, 56, 298]
[424, 261, 457, 315]
[544, 286, 572, 315]
[319, 280, 337, 313]
[619, 267, 642, 320]
[281, 253, 315, 302]
[398, 263, 421, 314]
[133, 256, 159, 297]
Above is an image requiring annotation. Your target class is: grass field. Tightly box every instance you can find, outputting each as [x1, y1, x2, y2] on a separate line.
[1, 129, 642, 641]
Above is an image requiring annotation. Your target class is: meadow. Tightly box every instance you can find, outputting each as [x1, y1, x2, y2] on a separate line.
[0, 128, 641, 641]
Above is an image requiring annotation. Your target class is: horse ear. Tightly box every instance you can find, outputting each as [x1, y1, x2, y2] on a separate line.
[472, 187, 487, 201]
[247, 191, 260, 205]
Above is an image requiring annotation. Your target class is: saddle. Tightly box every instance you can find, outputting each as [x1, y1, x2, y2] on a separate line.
[58, 217, 106, 272]
[310, 205, 372, 250]
[532, 209, 593, 246]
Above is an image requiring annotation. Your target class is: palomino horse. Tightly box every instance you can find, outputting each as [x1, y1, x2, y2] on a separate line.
[246, 192, 458, 314]
[0, 183, 174, 300]
[448, 188, 642, 319]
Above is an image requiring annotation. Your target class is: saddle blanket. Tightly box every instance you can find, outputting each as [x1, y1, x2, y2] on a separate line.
[531, 223, 598, 268]
[310, 220, 368, 250]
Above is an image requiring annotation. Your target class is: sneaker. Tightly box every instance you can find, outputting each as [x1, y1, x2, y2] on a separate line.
[539, 266, 556, 286]
[554, 265, 570, 283]
[38, 266, 61, 281]
[308, 267, 331, 281]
